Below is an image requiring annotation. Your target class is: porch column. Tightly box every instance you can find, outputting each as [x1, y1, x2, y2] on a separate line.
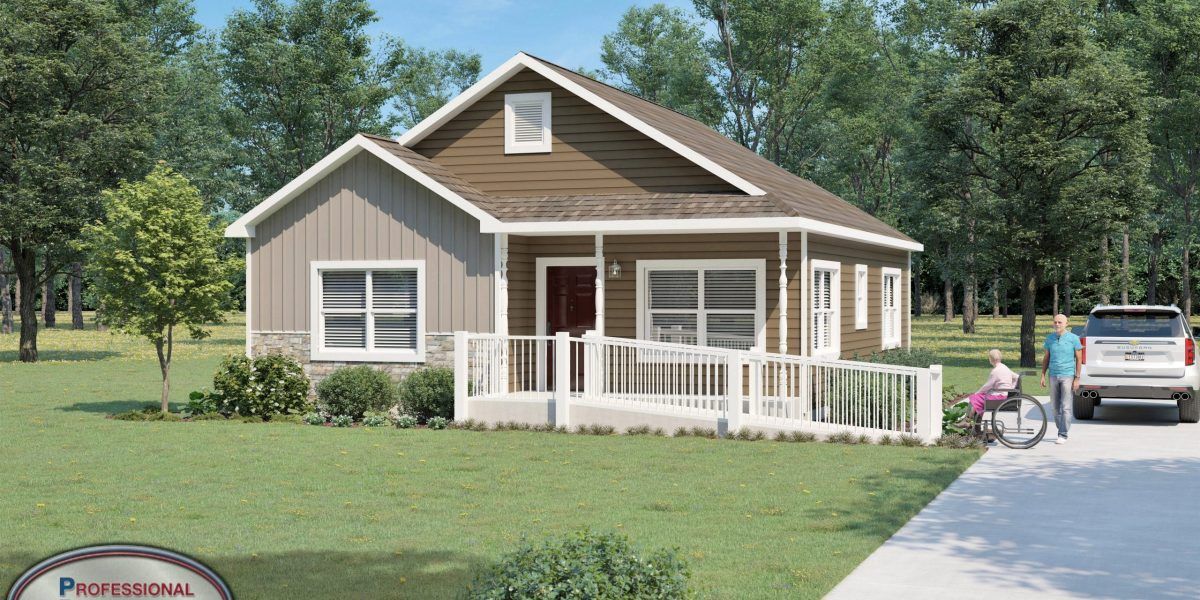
[778, 231, 788, 354]
[800, 231, 809, 357]
[594, 234, 605, 336]
[496, 234, 509, 335]
[906, 251, 912, 348]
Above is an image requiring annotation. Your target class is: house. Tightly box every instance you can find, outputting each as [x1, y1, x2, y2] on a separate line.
[225, 52, 923, 390]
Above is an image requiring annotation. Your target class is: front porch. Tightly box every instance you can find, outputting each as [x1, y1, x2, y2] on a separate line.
[452, 331, 944, 442]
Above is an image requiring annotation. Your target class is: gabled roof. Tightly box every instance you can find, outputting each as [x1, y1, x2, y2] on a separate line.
[227, 52, 921, 251]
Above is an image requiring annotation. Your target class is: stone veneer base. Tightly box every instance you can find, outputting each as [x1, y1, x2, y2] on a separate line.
[249, 331, 454, 393]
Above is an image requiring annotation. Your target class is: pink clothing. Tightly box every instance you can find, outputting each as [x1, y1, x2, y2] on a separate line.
[977, 363, 1019, 396]
[969, 391, 1008, 414]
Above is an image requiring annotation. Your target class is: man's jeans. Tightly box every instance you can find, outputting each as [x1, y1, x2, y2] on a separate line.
[1049, 376, 1073, 438]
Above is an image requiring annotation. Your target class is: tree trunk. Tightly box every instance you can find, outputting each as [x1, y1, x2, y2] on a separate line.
[1121, 226, 1130, 305]
[962, 274, 977, 333]
[1, 271, 11, 335]
[1019, 266, 1038, 368]
[42, 272, 56, 328]
[1185, 244, 1192, 318]
[1100, 235, 1111, 305]
[156, 323, 174, 413]
[13, 278, 19, 314]
[991, 273, 1000, 318]
[1147, 232, 1162, 305]
[943, 278, 954, 322]
[913, 261, 922, 317]
[13, 247, 39, 361]
[69, 262, 84, 329]
[1064, 260, 1072, 317]
[1053, 282, 1059, 315]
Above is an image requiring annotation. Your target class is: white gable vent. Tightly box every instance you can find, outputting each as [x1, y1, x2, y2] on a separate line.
[504, 92, 552, 154]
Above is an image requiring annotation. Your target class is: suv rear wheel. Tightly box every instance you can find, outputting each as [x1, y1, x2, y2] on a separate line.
[1073, 392, 1095, 420]
[1181, 395, 1199, 424]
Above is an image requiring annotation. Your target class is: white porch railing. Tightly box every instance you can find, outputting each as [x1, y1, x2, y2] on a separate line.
[454, 331, 943, 442]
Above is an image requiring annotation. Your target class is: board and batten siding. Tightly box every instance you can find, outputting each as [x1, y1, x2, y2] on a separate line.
[250, 151, 495, 334]
[412, 68, 740, 197]
[507, 232, 908, 358]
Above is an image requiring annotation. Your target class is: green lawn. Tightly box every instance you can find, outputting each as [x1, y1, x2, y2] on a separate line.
[1, 314, 978, 599]
[911, 313, 1086, 395]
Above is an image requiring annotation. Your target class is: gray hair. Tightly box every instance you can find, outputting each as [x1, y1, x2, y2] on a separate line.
[988, 349, 1002, 363]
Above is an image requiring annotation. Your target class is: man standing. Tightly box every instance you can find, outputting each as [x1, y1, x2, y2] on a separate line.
[1041, 314, 1083, 444]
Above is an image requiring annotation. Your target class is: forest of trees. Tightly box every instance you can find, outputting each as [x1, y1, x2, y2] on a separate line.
[2, 0, 1198, 366]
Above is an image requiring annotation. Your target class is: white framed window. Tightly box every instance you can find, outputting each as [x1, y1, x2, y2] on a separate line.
[635, 259, 766, 351]
[504, 92, 552, 154]
[310, 260, 425, 362]
[811, 259, 841, 358]
[854, 264, 868, 330]
[882, 267, 902, 349]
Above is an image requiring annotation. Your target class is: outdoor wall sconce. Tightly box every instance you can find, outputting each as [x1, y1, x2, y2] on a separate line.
[607, 258, 622, 280]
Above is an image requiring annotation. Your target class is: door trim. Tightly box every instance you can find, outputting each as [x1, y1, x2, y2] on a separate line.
[536, 256, 597, 337]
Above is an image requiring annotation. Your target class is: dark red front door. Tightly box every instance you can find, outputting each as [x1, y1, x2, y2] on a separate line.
[547, 266, 596, 389]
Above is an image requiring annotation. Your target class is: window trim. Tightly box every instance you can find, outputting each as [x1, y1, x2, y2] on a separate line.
[310, 260, 426, 362]
[810, 259, 841, 359]
[504, 92, 552, 154]
[881, 266, 902, 350]
[635, 259, 766, 352]
[854, 264, 868, 330]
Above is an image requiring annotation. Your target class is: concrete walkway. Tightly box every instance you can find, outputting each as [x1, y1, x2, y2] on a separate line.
[826, 399, 1200, 600]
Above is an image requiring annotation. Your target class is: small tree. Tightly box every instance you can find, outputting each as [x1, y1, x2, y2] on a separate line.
[82, 165, 234, 412]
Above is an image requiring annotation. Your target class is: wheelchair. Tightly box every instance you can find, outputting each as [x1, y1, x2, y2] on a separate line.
[970, 373, 1048, 449]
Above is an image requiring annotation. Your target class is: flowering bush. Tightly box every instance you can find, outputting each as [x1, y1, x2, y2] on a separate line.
[362, 411, 389, 427]
[211, 354, 310, 420]
[426, 415, 449, 430]
[331, 414, 353, 428]
[394, 414, 418, 429]
[303, 412, 325, 426]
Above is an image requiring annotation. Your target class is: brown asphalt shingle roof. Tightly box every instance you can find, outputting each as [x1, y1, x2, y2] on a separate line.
[363, 54, 913, 243]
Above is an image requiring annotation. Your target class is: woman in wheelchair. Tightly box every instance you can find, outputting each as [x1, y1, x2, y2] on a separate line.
[969, 349, 1020, 415]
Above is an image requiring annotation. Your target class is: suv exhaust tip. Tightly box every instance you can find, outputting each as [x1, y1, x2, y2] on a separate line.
[1175, 392, 1192, 402]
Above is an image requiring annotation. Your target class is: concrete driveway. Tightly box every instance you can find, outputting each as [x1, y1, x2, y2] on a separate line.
[826, 399, 1200, 600]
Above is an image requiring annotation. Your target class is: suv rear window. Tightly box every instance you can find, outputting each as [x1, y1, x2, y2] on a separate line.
[1085, 312, 1187, 337]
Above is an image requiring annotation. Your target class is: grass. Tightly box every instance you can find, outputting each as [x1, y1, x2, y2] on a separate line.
[0, 313, 979, 599]
[911, 313, 1086, 395]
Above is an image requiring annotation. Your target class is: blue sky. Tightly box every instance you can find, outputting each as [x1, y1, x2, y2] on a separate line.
[193, 0, 696, 74]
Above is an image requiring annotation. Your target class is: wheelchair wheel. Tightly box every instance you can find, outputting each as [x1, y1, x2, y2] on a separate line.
[990, 394, 1048, 449]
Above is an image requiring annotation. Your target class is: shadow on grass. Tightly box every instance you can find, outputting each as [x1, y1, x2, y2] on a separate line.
[2, 549, 485, 600]
[0, 350, 122, 363]
[57, 400, 179, 415]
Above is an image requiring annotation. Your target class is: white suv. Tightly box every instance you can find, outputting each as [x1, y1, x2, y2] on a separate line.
[1077, 305, 1199, 423]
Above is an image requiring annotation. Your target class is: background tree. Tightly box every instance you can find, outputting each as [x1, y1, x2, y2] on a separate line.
[385, 42, 481, 130]
[82, 165, 234, 412]
[920, 0, 1150, 366]
[599, 4, 723, 128]
[0, 0, 167, 361]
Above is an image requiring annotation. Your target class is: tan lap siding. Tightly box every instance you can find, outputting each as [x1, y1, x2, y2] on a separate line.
[805, 234, 908, 358]
[412, 68, 740, 197]
[250, 151, 494, 333]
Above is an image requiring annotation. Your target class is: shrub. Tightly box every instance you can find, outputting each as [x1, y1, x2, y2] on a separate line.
[898, 434, 925, 447]
[316, 366, 397, 420]
[731, 427, 765, 441]
[453, 418, 489, 431]
[211, 354, 309, 419]
[943, 400, 971, 435]
[936, 433, 986, 450]
[826, 431, 857, 444]
[183, 391, 218, 417]
[860, 347, 940, 368]
[789, 431, 817, 442]
[877, 434, 895, 446]
[331, 414, 353, 428]
[466, 530, 691, 600]
[673, 427, 689, 437]
[625, 424, 652, 436]
[427, 416, 449, 430]
[114, 406, 182, 421]
[303, 412, 325, 426]
[394, 414, 418, 429]
[362, 411, 389, 427]
[398, 367, 454, 422]
[689, 427, 717, 439]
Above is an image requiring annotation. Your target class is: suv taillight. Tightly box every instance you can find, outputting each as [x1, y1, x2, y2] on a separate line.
[1187, 338, 1195, 366]
[1081, 337, 1086, 364]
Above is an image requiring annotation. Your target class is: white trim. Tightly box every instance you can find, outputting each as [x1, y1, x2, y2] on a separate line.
[534, 257, 596, 337]
[224, 134, 501, 238]
[397, 52, 767, 197]
[504, 92, 552, 154]
[800, 232, 808, 357]
[495, 234, 508, 335]
[245, 239, 252, 357]
[906, 252, 912, 349]
[778, 231, 788, 354]
[810, 259, 841, 359]
[635, 259, 767, 352]
[854, 264, 869, 330]
[484, 217, 922, 251]
[881, 266, 902, 350]
[309, 260, 426, 362]
[594, 234, 605, 336]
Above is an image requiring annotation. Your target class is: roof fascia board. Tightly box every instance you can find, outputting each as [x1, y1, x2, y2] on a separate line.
[397, 52, 768, 197]
[485, 217, 923, 252]
[225, 134, 500, 238]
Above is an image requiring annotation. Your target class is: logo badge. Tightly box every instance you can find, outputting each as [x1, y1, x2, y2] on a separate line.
[7, 545, 232, 600]
[1130, 340, 1139, 346]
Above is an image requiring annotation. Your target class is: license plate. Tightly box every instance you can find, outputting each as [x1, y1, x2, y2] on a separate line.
[1124, 352, 1144, 361]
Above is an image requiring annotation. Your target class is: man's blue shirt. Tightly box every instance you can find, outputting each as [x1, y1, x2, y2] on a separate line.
[1044, 331, 1083, 377]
